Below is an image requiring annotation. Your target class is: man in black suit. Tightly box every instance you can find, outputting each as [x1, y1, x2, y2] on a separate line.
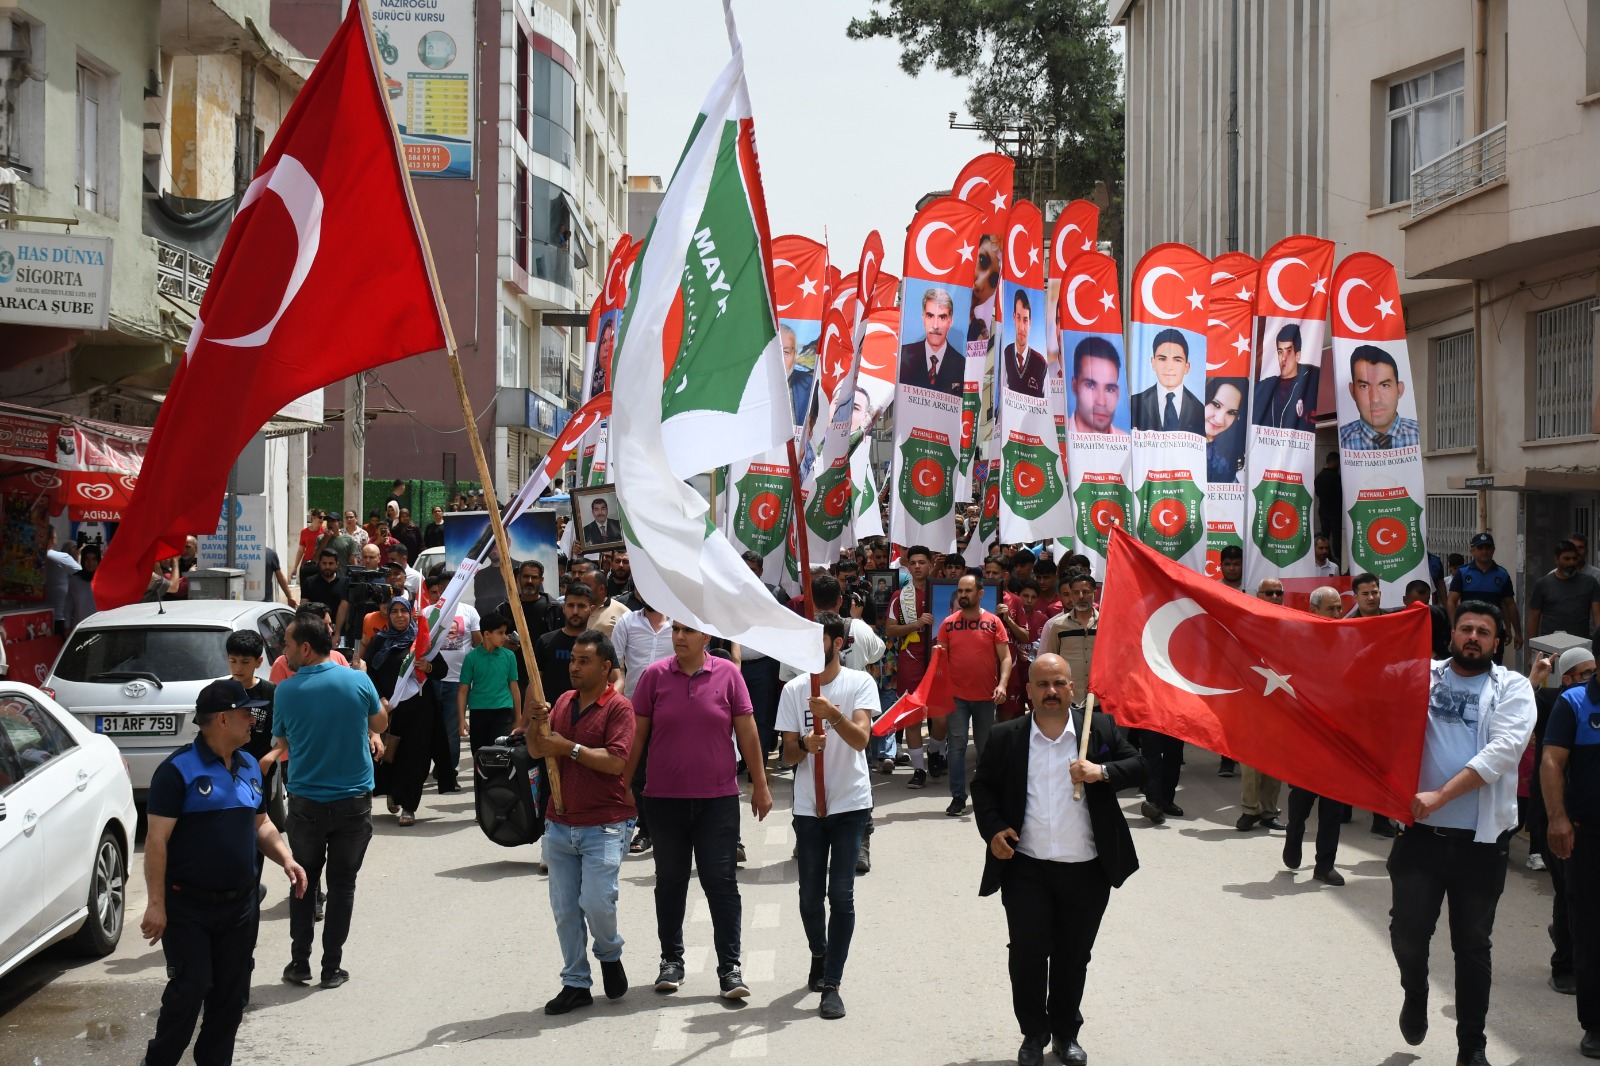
[972, 653, 1145, 1066]
[1253, 322, 1318, 431]
[581, 497, 622, 547]
[899, 287, 965, 397]
[1003, 289, 1047, 399]
[1129, 328, 1204, 434]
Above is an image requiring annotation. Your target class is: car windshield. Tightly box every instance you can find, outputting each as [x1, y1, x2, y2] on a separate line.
[54, 627, 230, 685]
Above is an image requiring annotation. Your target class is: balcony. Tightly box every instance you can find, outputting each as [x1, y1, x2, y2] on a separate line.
[1410, 122, 1506, 218]
[155, 240, 214, 306]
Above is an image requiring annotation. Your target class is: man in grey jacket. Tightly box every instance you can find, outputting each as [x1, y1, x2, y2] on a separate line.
[1387, 599, 1535, 1066]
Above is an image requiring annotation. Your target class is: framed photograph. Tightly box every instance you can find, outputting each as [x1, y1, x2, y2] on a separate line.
[571, 484, 624, 554]
[929, 578, 1001, 622]
[867, 569, 898, 615]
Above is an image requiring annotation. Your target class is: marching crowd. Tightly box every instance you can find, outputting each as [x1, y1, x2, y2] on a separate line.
[133, 489, 1600, 1066]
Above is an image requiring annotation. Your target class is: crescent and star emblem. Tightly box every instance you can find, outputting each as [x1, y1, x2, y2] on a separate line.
[208, 155, 324, 350]
[1265, 256, 1308, 313]
[1065, 274, 1096, 327]
[1007, 224, 1027, 276]
[1055, 223, 1081, 271]
[1139, 265, 1184, 321]
[1140, 597, 1298, 699]
[1338, 277, 1373, 334]
[914, 221, 955, 277]
[772, 257, 797, 312]
[957, 175, 990, 201]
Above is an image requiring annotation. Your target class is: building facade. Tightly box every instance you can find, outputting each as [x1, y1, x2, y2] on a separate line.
[1117, 0, 1600, 609]
[272, 0, 628, 501]
[0, 0, 315, 568]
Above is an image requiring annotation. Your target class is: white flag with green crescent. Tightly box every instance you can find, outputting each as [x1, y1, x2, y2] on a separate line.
[610, 3, 822, 671]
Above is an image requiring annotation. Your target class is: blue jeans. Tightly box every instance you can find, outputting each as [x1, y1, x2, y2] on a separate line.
[947, 697, 996, 800]
[794, 807, 870, 987]
[542, 817, 635, 988]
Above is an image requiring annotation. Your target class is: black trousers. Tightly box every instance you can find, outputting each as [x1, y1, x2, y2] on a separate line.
[287, 793, 373, 975]
[467, 707, 516, 759]
[647, 794, 742, 973]
[1387, 826, 1511, 1056]
[1286, 787, 1349, 870]
[1140, 731, 1183, 805]
[741, 657, 781, 756]
[1550, 853, 1575, 979]
[143, 892, 258, 1066]
[1000, 853, 1111, 1043]
[1568, 823, 1600, 1031]
[384, 690, 440, 813]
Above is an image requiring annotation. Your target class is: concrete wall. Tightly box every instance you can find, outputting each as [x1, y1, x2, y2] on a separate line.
[9, 0, 163, 339]
[165, 54, 296, 199]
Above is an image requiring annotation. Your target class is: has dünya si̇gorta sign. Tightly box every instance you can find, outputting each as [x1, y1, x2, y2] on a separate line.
[0, 233, 111, 330]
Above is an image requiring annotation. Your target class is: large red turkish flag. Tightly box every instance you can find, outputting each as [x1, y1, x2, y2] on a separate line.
[95, 2, 447, 610]
[1090, 527, 1432, 821]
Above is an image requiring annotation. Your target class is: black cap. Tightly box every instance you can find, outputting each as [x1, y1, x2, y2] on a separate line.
[1470, 532, 1494, 549]
[196, 678, 268, 717]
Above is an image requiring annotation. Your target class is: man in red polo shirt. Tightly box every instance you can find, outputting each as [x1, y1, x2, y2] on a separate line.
[524, 629, 637, 1016]
[623, 623, 773, 1001]
[937, 572, 1012, 817]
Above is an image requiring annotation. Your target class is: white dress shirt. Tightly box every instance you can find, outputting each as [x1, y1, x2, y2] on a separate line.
[612, 609, 675, 698]
[1017, 715, 1098, 864]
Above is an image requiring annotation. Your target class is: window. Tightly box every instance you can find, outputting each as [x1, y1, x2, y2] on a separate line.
[529, 47, 575, 169]
[76, 62, 104, 211]
[516, 30, 530, 141]
[1431, 330, 1476, 450]
[4, 18, 43, 176]
[500, 308, 525, 388]
[1532, 298, 1599, 440]
[0, 696, 74, 785]
[54, 627, 233, 684]
[1426, 495, 1476, 562]
[1385, 60, 1464, 204]
[258, 611, 289, 664]
[514, 165, 528, 271]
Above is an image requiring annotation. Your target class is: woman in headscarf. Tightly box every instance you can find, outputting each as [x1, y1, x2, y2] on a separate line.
[365, 598, 444, 827]
[65, 543, 101, 633]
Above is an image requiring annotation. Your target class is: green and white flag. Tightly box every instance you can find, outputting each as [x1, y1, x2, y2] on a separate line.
[610, 5, 822, 670]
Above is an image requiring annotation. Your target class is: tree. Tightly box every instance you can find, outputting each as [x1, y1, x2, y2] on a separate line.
[847, 0, 1124, 248]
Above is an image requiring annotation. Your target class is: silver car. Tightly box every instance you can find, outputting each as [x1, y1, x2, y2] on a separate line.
[43, 600, 295, 802]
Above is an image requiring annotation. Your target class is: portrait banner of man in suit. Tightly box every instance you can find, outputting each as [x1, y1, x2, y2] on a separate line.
[898, 287, 967, 398]
[572, 487, 624, 553]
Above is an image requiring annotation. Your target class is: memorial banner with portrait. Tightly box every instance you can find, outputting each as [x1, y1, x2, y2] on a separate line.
[1127, 243, 1212, 572]
[1244, 236, 1333, 587]
[1202, 252, 1258, 580]
[994, 201, 1070, 543]
[1331, 252, 1429, 607]
[772, 233, 830, 437]
[723, 445, 796, 588]
[890, 197, 985, 552]
[850, 305, 900, 542]
[1060, 251, 1130, 579]
[950, 154, 1014, 503]
[579, 235, 635, 486]
[1046, 199, 1101, 519]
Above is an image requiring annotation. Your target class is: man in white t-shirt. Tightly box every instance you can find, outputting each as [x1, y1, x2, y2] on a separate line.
[776, 612, 878, 1022]
[431, 572, 480, 794]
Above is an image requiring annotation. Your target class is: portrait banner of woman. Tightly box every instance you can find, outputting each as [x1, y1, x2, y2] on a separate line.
[1203, 250, 1258, 582]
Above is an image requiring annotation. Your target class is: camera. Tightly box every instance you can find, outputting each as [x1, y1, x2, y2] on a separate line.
[342, 566, 391, 642]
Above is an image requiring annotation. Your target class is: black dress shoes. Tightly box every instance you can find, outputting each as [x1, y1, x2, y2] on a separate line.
[1580, 1030, 1600, 1058]
[601, 959, 628, 1000]
[1017, 1034, 1048, 1066]
[1052, 1036, 1089, 1064]
[544, 985, 593, 1015]
[1258, 816, 1288, 830]
[1235, 812, 1259, 831]
[1312, 866, 1345, 886]
[1139, 801, 1165, 824]
[1158, 802, 1184, 817]
[1455, 1051, 1491, 1066]
[1398, 993, 1427, 1046]
[1282, 835, 1303, 870]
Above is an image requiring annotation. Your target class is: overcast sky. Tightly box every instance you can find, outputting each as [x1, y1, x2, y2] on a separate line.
[617, 0, 988, 275]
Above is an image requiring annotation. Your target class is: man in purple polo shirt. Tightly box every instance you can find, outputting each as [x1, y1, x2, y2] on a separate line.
[623, 622, 773, 1000]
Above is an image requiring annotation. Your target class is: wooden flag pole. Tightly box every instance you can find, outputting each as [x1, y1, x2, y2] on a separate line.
[1073, 691, 1096, 802]
[444, 349, 564, 815]
[786, 437, 826, 817]
[358, 0, 561, 811]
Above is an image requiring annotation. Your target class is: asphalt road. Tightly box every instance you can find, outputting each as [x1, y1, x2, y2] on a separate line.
[0, 746, 1583, 1066]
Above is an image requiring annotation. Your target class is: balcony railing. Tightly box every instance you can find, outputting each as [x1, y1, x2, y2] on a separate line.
[155, 240, 215, 305]
[1410, 122, 1506, 217]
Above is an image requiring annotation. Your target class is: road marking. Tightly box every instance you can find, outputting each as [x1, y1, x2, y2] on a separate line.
[729, 1023, 768, 1058]
[751, 902, 781, 929]
[758, 860, 787, 883]
[682, 945, 711, 975]
[691, 899, 711, 922]
[744, 948, 776, 983]
[764, 825, 788, 847]
[651, 1007, 693, 1051]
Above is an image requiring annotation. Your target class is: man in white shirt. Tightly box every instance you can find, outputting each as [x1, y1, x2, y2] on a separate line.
[1313, 535, 1341, 577]
[612, 602, 674, 699]
[430, 570, 480, 794]
[386, 543, 422, 601]
[777, 613, 878, 1022]
[43, 526, 81, 635]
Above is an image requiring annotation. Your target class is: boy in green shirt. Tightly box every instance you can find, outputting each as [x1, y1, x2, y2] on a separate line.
[458, 615, 522, 755]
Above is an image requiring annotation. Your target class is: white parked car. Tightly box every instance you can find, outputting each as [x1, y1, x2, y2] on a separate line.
[43, 600, 295, 800]
[0, 681, 138, 980]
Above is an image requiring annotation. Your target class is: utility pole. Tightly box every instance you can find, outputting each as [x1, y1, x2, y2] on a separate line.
[344, 374, 365, 525]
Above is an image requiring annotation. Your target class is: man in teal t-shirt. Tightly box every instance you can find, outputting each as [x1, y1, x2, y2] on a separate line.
[458, 614, 522, 756]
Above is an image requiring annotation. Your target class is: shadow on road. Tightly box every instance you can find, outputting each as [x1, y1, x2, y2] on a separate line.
[435, 859, 540, 882]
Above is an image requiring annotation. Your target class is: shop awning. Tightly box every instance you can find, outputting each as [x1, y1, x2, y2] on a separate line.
[0, 401, 148, 521]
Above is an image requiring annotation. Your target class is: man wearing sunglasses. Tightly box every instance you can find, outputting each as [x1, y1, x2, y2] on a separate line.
[1539, 645, 1600, 1056]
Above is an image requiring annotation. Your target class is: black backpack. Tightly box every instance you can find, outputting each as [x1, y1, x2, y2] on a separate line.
[473, 735, 547, 847]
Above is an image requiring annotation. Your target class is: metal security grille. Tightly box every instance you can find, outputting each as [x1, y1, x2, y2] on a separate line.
[1426, 494, 1476, 561]
[1534, 298, 1598, 439]
[1432, 330, 1476, 450]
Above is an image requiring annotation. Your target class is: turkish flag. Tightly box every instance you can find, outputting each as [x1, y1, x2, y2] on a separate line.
[872, 646, 955, 736]
[1050, 199, 1099, 278]
[1003, 200, 1044, 289]
[951, 152, 1016, 232]
[772, 234, 828, 322]
[900, 196, 986, 283]
[94, 3, 447, 610]
[1090, 527, 1432, 821]
[1058, 250, 1121, 334]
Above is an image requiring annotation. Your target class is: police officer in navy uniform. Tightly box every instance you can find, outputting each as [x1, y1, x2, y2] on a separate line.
[140, 679, 307, 1066]
[1447, 533, 1524, 663]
